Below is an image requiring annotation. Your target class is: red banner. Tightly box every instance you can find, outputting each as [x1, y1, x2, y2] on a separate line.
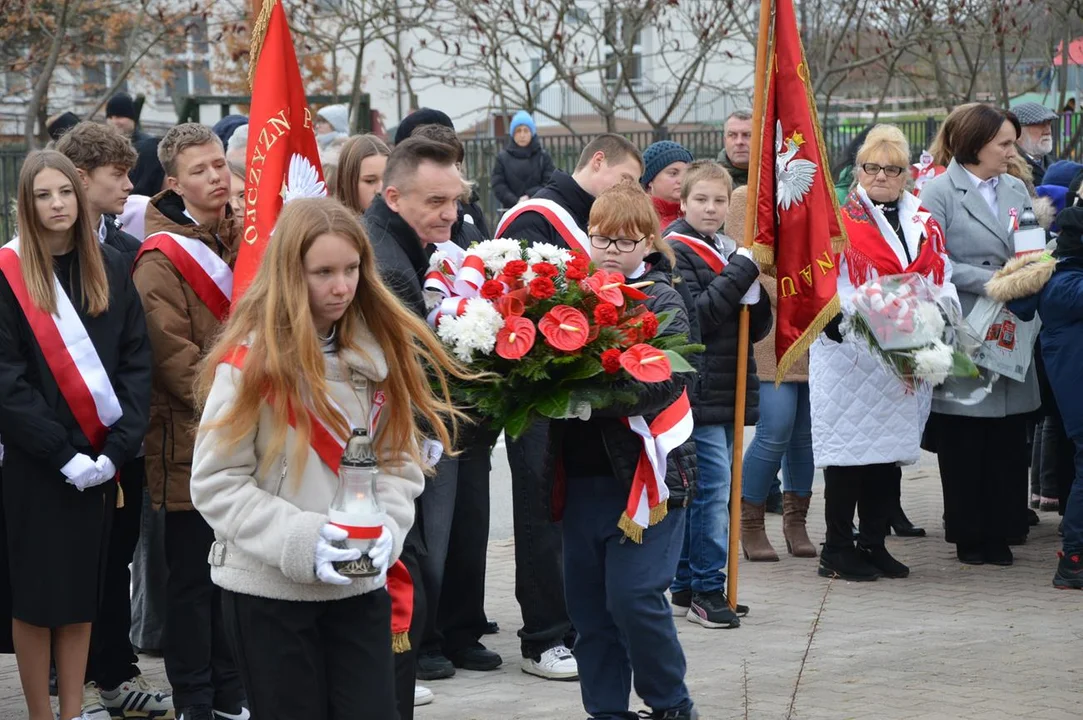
[233, 0, 325, 303]
[751, 0, 846, 381]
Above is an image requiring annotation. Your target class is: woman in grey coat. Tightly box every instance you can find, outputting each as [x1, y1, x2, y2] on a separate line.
[919, 104, 1040, 567]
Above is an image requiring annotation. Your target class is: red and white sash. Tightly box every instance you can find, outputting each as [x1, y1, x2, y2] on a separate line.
[666, 232, 727, 274]
[137, 232, 233, 322]
[618, 389, 694, 543]
[495, 199, 590, 255]
[0, 239, 122, 451]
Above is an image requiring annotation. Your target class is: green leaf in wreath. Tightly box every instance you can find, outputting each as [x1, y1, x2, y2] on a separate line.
[536, 389, 572, 419]
[563, 357, 604, 380]
[655, 308, 678, 334]
[951, 350, 980, 378]
[504, 403, 534, 440]
[664, 350, 696, 373]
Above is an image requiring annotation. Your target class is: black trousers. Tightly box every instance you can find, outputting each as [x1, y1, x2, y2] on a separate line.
[823, 464, 895, 551]
[934, 413, 1030, 548]
[505, 420, 572, 658]
[86, 459, 144, 688]
[163, 510, 244, 710]
[437, 428, 499, 656]
[394, 541, 424, 720]
[222, 590, 396, 720]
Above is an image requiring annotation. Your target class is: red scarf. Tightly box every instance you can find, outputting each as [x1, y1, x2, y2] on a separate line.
[651, 195, 682, 229]
[840, 190, 945, 286]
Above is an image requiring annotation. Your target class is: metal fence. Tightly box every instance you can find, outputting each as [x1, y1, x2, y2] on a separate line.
[0, 148, 24, 241]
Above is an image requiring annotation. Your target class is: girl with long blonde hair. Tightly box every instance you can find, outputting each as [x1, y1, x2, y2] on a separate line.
[190, 196, 466, 719]
[0, 150, 150, 720]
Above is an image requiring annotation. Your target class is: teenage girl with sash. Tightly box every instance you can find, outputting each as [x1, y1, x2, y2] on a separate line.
[553, 180, 700, 720]
[189, 197, 466, 718]
[0, 151, 150, 720]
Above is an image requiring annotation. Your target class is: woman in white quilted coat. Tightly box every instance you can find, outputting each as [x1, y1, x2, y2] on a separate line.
[811, 125, 959, 582]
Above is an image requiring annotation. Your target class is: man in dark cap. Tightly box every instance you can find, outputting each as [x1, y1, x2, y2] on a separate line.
[45, 111, 80, 142]
[1012, 101, 1059, 185]
[106, 92, 151, 143]
[393, 107, 455, 145]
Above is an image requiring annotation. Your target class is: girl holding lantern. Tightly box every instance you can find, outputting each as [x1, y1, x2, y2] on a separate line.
[190, 197, 466, 718]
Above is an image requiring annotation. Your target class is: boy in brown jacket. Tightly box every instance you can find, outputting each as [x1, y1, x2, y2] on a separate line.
[133, 123, 247, 720]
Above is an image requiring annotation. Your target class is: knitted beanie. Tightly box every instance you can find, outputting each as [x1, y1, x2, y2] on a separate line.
[640, 141, 694, 188]
[394, 108, 454, 144]
[106, 93, 136, 120]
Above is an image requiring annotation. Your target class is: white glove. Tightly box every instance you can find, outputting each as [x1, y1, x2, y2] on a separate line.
[735, 246, 759, 269]
[61, 453, 105, 491]
[95, 455, 116, 482]
[315, 524, 361, 586]
[740, 282, 762, 305]
[422, 439, 444, 469]
[369, 526, 393, 578]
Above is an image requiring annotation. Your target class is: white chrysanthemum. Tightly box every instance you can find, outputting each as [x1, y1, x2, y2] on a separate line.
[913, 341, 954, 386]
[436, 298, 504, 363]
[915, 300, 946, 338]
[428, 249, 449, 272]
[470, 239, 524, 273]
[526, 242, 574, 266]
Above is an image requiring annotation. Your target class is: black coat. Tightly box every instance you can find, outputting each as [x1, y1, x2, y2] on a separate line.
[549, 254, 699, 509]
[101, 215, 142, 269]
[666, 218, 772, 425]
[0, 244, 152, 473]
[463, 187, 491, 239]
[364, 195, 430, 319]
[498, 171, 592, 251]
[491, 137, 556, 209]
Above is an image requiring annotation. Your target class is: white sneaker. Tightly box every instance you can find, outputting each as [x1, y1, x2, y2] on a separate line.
[213, 708, 250, 720]
[520, 644, 578, 680]
[81, 683, 112, 720]
[99, 674, 174, 718]
[414, 685, 434, 707]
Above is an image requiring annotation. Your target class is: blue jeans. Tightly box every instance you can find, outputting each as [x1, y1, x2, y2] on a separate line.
[563, 474, 691, 720]
[1061, 437, 1083, 554]
[743, 381, 814, 504]
[671, 424, 733, 595]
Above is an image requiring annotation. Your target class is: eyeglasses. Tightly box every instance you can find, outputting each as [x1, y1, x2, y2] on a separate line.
[590, 235, 646, 253]
[861, 163, 905, 178]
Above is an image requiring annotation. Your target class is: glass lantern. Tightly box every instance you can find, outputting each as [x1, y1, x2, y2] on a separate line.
[328, 429, 384, 578]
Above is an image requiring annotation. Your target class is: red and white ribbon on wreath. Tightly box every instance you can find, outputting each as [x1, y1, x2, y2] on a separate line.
[618, 389, 694, 543]
[451, 254, 487, 297]
[424, 242, 467, 298]
[426, 296, 470, 328]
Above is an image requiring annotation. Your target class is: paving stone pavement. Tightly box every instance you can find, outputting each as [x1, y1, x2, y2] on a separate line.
[1, 464, 1078, 719]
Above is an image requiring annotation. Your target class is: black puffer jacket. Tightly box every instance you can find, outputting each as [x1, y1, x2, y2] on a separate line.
[548, 254, 699, 510]
[363, 195, 430, 318]
[101, 215, 142, 269]
[491, 137, 556, 209]
[499, 171, 592, 251]
[666, 218, 772, 425]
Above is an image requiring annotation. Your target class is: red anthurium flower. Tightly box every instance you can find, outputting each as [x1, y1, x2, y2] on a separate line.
[480, 280, 505, 300]
[532, 262, 559, 278]
[619, 344, 672, 382]
[504, 259, 528, 277]
[496, 292, 525, 318]
[600, 348, 622, 374]
[620, 284, 649, 301]
[496, 316, 536, 360]
[528, 277, 556, 300]
[583, 270, 626, 306]
[539, 306, 590, 351]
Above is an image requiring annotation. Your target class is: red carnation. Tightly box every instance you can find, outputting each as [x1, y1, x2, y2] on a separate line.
[640, 311, 659, 339]
[569, 251, 591, 269]
[600, 348, 622, 374]
[565, 264, 587, 281]
[496, 316, 536, 360]
[480, 280, 505, 300]
[619, 344, 673, 382]
[528, 277, 556, 300]
[532, 262, 559, 278]
[504, 259, 528, 277]
[593, 302, 619, 327]
[539, 306, 589, 351]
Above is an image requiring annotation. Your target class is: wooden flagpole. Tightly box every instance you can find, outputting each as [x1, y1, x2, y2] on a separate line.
[727, 0, 775, 611]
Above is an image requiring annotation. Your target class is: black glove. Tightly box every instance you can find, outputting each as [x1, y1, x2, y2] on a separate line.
[823, 313, 843, 343]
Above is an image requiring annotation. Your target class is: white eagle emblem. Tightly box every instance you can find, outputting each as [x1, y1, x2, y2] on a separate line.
[282, 153, 327, 204]
[775, 120, 817, 211]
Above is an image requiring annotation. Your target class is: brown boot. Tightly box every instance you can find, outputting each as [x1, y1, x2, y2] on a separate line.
[783, 492, 818, 558]
[741, 501, 779, 562]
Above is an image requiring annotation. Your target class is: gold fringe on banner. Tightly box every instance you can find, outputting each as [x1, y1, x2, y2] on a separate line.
[774, 293, 840, 386]
[247, 0, 277, 90]
[392, 631, 411, 654]
[617, 502, 669, 544]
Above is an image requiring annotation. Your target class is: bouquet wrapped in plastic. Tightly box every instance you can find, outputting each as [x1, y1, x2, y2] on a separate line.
[842, 273, 979, 387]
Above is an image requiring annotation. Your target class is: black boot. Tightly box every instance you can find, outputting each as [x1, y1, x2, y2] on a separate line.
[858, 544, 910, 578]
[818, 546, 881, 581]
[888, 505, 926, 537]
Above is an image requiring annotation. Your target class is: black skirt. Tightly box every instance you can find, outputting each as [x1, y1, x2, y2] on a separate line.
[2, 446, 114, 627]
